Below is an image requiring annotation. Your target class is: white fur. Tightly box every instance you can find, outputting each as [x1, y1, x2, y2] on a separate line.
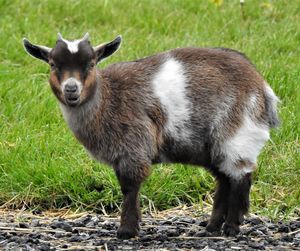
[58, 33, 89, 54]
[249, 94, 258, 109]
[61, 38, 82, 53]
[265, 83, 279, 105]
[152, 58, 191, 141]
[220, 114, 270, 180]
[61, 77, 83, 93]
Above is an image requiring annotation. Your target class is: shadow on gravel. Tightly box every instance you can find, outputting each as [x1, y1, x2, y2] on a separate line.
[0, 208, 299, 250]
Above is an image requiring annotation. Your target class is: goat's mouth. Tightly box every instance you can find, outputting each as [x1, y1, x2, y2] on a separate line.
[65, 94, 80, 107]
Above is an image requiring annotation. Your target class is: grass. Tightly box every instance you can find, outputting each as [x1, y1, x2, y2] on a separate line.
[0, 0, 299, 219]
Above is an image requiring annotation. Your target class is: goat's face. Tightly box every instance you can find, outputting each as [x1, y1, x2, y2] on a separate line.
[23, 33, 121, 107]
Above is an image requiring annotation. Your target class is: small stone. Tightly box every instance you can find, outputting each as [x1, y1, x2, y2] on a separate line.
[0, 240, 8, 247]
[73, 214, 92, 227]
[295, 232, 300, 239]
[0, 234, 5, 241]
[281, 234, 293, 242]
[39, 243, 52, 251]
[50, 220, 72, 232]
[179, 217, 195, 224]
[30, 219, 40, 227]
[166, 228, 180, 237]
[161, 220, 172, 225]
[54, 232, 65, 238]
[187, 229, 196, 236]
[24, 244, 35, 251]
[97, 229, 111, 236]
[157, 226, 169, 233]
[194, 230, 207, 237]
[72, 228, 79, 234]
[156, 234, 167, 241]
[266, 222, 277, 230]
[290, 221, 300, 230]
[237, 235, 249, 242]
[248, 217, 264, 225]
[86, 221, 96, 227]
[199, 220, 208, 227]
[248, 241, 265, 250]
[140, 235, 152, 242]
[9, 236, 20, 243]
[19, 222, 30, 228]
[249, 230, 265, 237]
[278, 224, 290, 233]
[69, 235, 84, 242]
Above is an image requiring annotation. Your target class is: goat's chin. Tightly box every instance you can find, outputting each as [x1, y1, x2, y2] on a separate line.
[61, 99, 80, 108]
[63, 96, 81, 107]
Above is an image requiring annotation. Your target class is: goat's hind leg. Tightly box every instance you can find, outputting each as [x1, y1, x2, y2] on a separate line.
[223, 172, 252, 236]
[206, 170, 230, 233]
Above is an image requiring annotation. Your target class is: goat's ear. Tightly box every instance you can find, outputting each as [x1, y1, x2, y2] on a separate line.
[23, 38, 51, 63]
[94, 35, 122, 63]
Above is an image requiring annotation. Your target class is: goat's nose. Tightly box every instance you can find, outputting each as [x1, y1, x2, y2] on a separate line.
[65, 83, 78, 93]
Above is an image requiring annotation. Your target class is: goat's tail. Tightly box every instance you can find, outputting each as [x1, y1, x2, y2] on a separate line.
[264, 83, 280, 128]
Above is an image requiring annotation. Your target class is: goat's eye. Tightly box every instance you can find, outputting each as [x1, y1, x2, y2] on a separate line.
[49, 62, 56, 70]
[89, 62, 95, 69]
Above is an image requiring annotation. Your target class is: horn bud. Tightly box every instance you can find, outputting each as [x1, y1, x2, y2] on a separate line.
[57, 32, 64, 41]
[82, 32, 90, 42]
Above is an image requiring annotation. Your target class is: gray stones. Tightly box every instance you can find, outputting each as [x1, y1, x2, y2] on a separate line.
[0, 211, 298, 250]
[50, 219, 72, 232]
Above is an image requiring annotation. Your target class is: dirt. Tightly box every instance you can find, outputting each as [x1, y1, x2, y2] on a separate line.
[0, 207, 299, 250]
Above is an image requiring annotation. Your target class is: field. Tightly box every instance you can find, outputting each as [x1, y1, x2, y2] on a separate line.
[0, 0, 299, 219]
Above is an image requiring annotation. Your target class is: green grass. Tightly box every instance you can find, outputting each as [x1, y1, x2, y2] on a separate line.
[0, 0, 299, 219]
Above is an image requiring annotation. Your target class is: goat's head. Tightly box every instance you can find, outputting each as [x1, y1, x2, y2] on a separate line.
[23, 33, 121, 107]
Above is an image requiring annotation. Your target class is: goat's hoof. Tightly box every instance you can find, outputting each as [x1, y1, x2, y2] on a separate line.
[206, 222, 222, 233]
[117, 226, 139, 239]
[223, 223, 240, 236]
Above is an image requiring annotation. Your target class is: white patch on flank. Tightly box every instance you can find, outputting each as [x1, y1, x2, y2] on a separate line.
[61, 77, 83, 93]
[220, 114, 270, 180]
[152, 57, 191, 141]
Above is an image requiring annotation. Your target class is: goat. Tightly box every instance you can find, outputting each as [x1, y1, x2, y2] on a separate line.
[23, 33, 279, 239]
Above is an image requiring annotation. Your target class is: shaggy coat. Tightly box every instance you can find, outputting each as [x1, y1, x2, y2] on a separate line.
[23, 34, 279, 239]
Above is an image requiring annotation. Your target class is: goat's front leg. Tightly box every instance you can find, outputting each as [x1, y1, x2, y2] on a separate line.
[115, 164, 149, 239]
[117, 176, 141, 239]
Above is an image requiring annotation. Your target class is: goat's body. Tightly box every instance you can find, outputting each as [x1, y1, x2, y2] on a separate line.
[24, 35, 279, 238]
[61, 47, 278, 180]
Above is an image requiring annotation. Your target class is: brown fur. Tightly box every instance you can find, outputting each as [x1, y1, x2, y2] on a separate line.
[23, 36, 279, 239]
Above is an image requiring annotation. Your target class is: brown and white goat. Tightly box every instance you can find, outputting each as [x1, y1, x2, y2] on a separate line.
[23, 33, 279, 239]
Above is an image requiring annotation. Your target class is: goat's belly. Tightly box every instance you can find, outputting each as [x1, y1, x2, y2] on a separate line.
[153, 141, 212, 168]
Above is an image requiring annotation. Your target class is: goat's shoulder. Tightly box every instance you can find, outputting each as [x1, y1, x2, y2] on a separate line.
[102, 53, 166, 79]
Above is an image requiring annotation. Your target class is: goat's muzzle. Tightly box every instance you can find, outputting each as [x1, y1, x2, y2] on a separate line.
[64, 83, 80, 107]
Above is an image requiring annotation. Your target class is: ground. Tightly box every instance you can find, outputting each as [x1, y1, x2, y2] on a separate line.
[0, 207, 299, 250]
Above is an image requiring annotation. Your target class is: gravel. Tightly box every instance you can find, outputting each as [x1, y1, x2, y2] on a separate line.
[0, 209, 299, 250]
